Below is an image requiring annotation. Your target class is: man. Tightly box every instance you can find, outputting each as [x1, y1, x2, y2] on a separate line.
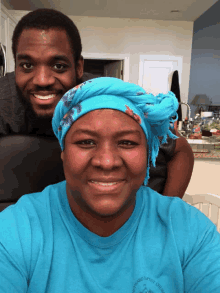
[0, 9, 193, 206]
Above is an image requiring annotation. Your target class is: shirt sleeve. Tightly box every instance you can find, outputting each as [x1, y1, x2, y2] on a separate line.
[174, 202, 220, 292]
[0, 205, 29, 293]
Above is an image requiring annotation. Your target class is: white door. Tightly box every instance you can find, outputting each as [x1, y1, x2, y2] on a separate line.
[138, 55, 183, 95]
[104, 60, 123, 80]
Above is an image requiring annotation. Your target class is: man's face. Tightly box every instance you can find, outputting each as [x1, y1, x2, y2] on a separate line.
[61, 109, 147, 219]
[15, 28, 83, 118]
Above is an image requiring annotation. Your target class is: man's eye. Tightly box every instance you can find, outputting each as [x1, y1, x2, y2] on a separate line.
[54, 64, 67, 70]
[21, 63, 33, 70]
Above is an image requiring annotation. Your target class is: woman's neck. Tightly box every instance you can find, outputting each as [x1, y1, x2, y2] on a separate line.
[67, 188, 135, 237]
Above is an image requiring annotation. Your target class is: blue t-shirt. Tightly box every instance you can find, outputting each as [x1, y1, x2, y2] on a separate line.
[0, 181, 220, 293]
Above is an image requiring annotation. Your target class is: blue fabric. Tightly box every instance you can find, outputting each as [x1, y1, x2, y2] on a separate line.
[0, 181, 220, 292]
[52, 77, 179, 185]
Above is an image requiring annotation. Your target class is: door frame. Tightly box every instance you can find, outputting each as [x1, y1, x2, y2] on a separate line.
[82, 52, 130, 82]
[138, 54, 183, 89]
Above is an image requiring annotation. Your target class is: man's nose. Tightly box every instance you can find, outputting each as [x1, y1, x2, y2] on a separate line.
[91, 145, 123, 170]
[32, 66, 55, 87]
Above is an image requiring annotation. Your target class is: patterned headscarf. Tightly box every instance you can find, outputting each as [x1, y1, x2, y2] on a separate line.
[52, 77, 178, 185]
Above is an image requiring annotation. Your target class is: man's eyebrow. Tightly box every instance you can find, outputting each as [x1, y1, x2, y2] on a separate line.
[72, 129, 141, 137]
[16, 54, 71, 63]
[16, 54, 32, 61]
[52, 55, 71, 63]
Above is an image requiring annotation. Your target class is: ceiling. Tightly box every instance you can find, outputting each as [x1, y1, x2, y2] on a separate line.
[1, 0, 219, 22]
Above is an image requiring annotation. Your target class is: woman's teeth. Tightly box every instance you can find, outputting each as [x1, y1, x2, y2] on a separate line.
[91, 181, 118, 186]
[34, 94, 56, 100]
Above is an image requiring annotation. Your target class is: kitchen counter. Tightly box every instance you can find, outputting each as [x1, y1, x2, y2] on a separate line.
[186, 137, 220, 160]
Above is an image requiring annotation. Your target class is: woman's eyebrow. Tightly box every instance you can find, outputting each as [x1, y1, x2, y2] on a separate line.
[72, 129, 141, 137]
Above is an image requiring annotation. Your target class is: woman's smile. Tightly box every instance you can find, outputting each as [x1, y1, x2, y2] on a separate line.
[88, 179, 126, 192]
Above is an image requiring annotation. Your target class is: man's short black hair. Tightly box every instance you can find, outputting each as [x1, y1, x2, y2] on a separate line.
[12, 8, 82, 64]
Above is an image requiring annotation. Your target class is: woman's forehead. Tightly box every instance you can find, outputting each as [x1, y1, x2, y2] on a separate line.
[73, 109, 140, 127]
[68, 109, 145, 136]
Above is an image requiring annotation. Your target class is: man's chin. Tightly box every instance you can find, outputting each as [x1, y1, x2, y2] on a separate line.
[33, 107, 55, 119]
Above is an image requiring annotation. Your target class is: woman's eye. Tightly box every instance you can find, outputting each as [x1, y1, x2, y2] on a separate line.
[76, 140, 95, 146]
[119, 140, 138, 147]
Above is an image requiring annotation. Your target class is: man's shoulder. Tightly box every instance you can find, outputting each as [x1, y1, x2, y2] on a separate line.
[0, 72, 16, 100]
[0, 72, 28, 134]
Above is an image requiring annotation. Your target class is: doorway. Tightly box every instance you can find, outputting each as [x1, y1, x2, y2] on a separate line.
[84, 59, 124, 80]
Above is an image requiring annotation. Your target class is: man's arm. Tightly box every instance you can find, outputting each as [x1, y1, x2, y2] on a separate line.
[162, 128, 194, 198]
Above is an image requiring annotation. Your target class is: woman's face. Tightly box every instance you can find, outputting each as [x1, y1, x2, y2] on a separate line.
[61, 109, 147, 218]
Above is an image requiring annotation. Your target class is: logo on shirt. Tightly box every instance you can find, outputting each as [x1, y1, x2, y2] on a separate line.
[132, 276, 165, 293]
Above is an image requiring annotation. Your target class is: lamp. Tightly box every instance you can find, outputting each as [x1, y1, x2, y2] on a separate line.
[190, 94, 212, 114]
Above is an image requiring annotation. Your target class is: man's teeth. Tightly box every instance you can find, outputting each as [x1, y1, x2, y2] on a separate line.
[34, 94, 56, 100]
[91, 181, 118, 186]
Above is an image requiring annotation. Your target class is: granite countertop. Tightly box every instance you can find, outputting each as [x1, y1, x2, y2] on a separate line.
[193, 150, 220, 159]
[186, 136, 220, 159]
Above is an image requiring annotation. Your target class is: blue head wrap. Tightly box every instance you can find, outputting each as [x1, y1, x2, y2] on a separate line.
[52, 77, 178, 185]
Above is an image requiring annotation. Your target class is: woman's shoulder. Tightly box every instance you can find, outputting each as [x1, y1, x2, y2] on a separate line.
[139, 186, 213, 229]
[0, 181, 66, 224]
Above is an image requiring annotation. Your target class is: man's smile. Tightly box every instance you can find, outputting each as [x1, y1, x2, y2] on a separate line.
[34, 94, 56, 100]
[30, 92, 62, 105]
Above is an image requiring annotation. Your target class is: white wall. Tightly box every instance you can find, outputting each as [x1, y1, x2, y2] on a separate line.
[10, 11, 194, 118]
[74, 16, 193, 118]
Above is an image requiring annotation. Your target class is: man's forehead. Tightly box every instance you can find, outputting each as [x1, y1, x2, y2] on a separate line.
[40, 30, 48, 41]
[17, 28, 69, 47]
[38, 30, 52, 44]
[16, 28, 72, 58]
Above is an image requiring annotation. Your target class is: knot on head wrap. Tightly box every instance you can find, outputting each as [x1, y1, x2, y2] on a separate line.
[52, 77, 179, 185]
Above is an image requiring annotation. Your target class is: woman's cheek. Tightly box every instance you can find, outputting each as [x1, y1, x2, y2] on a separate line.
[126, 149, 147, 173]
[66, 148, 90, 170]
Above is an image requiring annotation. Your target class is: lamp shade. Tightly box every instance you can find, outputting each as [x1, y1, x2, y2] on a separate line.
[190, 94, 211, 105]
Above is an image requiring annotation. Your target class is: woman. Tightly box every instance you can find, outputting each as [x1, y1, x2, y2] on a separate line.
[52, 77, 179, 237]
[0, 77, 219, 292]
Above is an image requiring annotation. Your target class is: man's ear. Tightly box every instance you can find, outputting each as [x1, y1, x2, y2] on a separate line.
[76, 55, 84, 80]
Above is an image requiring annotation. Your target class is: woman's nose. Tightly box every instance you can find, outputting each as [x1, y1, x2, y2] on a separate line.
[32, 66, 55, 88]
[91, 145, 122, 170]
